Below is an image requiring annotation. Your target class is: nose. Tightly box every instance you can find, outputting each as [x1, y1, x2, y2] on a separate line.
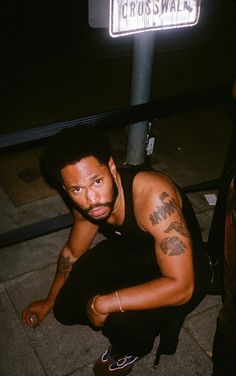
[86, 189, 100, 205]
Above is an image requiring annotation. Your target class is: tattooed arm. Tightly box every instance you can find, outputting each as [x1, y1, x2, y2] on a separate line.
[92, 171, 194, 315]
[22, 211, 99, 327]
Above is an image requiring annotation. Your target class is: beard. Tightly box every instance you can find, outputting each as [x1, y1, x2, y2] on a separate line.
[76, 175, 118, 223]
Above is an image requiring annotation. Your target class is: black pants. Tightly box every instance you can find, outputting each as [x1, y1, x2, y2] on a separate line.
[54, 237, 211, 357]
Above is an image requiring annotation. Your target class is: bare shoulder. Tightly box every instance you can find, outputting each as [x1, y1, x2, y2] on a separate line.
[133, 170, 180, 201]
[133, 170, 182, 230]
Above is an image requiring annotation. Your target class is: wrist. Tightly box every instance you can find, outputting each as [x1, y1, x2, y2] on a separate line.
[94, 292, 125, 314]
[46, 295, 56, 307]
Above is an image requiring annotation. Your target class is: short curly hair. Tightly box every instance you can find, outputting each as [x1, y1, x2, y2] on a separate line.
[42, 126, 111, 186]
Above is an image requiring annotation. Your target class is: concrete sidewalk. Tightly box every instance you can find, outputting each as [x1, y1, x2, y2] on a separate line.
[0, 104, 233, 375]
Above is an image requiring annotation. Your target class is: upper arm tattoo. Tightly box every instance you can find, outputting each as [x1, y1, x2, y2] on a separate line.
[164, 221, 189, 238]
[149, 191, 189, 256]
[149, 192, 178, 226]
[160, 236, 186, 256]
[58, 254, 74, 281]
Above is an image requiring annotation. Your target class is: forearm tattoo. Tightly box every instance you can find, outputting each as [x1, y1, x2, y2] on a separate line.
[160, 236, 186, 256]
[150, 192, 178, 226]
[58, 254, 74, 281]
[164, 221, 189, 238]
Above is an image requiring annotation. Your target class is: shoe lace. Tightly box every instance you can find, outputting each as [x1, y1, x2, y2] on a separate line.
[101, 346, 138, 369]
[110, 355, 138, 370]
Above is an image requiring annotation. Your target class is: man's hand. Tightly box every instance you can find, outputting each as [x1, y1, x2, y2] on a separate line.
[86, 296, 109, 328]
[22, 299, 53, 328]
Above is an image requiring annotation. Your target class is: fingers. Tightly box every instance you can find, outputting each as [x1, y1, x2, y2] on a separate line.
[22, 307, 30, 325]
[22, 308, 39, 328]
[29, 313, 39, 328]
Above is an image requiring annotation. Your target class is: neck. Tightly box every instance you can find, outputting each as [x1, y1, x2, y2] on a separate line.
[109, 172, 125, 225]
[112, 192, 121, 214]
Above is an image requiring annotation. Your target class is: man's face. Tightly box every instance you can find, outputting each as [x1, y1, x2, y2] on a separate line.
[61, 156, 118, 222]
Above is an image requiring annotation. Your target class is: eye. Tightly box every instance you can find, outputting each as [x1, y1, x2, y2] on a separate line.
[73, 187, 82, 194]
[95, 179, 102, 185]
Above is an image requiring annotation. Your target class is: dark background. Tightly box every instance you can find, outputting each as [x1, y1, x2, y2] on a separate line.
[0, 0, 235, 133]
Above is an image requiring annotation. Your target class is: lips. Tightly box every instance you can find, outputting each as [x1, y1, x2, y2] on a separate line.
[88, 206, 109, 218]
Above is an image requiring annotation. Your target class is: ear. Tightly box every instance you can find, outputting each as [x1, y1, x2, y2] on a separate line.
[108, 157, 117, 177]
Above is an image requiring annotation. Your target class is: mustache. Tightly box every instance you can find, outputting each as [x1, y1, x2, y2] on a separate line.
[87, 202, 113, 211]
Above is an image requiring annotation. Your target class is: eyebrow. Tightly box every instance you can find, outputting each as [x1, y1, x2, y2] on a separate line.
[89, 173, 102, 181]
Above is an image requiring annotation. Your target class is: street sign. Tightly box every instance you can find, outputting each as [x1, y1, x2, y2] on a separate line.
[109, 0, 201, 37]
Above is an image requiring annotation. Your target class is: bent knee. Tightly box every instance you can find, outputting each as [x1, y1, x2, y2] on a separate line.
[53, 299, 89, 326]
[53, 302, 69, 325]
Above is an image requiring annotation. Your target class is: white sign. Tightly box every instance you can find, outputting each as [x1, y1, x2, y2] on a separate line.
[109, 0, 201, 37]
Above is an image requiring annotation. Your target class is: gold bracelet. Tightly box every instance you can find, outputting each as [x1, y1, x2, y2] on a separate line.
[91, 295, 107, 315]
[91, 295, 101, 315]
[115, 290, 125, 313]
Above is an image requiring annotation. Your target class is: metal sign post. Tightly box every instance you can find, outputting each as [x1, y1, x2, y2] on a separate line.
[126, 31, 156, 165]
